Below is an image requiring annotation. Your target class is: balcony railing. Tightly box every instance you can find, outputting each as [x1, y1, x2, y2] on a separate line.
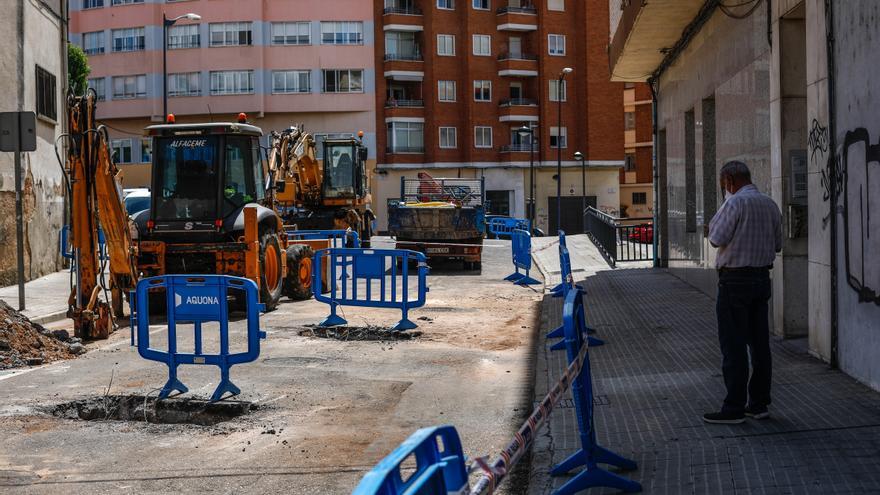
[499, 98, 537, 107]
[384, 52, 423, 62]
[386, 146, 425, 154]
[497, 52, 538, 61]
[385, 99, 424, 108]
[383, 6, 423, 15]
[496, 5, 537, 14]
[499, 144, 537, 152]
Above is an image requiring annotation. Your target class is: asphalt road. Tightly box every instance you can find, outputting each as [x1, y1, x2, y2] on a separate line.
[0, 237, 542, 494]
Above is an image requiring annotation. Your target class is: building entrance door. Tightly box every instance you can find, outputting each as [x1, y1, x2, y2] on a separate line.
[548, 196, 596, 235]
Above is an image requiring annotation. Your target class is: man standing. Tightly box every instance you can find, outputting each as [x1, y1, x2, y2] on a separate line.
[704, 161, 782, 424]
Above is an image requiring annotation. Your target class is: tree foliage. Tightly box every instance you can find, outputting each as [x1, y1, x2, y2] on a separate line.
[67, 44, 91, 96]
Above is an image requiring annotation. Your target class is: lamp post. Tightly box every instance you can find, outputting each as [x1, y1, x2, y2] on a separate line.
[163, 12, 201, 120]
[555, 67, 573, 234]
[574, 151, 585, 233]
[517, 123, 535, 229]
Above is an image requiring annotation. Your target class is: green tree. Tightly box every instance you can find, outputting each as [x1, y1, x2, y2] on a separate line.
[67, 43, 91, 96]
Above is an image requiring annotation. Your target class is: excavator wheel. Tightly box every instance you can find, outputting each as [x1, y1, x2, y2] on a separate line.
[259, 230, 284, 312]
[284, 244, 315, 301]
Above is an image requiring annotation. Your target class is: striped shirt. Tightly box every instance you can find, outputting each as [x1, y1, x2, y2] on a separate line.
[708, 184, 782, 269]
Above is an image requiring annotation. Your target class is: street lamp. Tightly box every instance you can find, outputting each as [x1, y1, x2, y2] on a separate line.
[163, 12, 201, 120]
[574, 151, 585, 233]
[555, 67, 573, 235]
[517, 123, 535, 229]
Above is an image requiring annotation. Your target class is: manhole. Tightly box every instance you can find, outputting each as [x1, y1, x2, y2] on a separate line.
[47, 395, 256, 426]
[298, 326, 421, 341]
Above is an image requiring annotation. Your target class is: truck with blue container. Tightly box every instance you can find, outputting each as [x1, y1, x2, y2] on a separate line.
[387, 173, 485, 270]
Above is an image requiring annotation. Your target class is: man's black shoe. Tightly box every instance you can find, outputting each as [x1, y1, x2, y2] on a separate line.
[703, 411, 745, 424]
[745, 404, 770, 419]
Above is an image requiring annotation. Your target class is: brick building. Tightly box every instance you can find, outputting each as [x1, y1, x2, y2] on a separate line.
[619, 82, 653, 219]
[373, 0, 624, 234]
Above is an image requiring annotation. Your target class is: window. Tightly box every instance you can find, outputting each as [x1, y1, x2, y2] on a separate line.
[35, 66, 56, 121]
[111, 0, 143, 4]
[438, 0, 454, 8]
[273, 70, 311, 94]
[168, 24, 200, 49]
[548, 34, 565, 56]
[313, 133, 355, 160]
[386, 122, 424, 153]
[472, 0, 489, 10]
[550, 126, 567, 148]
[472, 34, 490, 56]
[87, 77, 105, 101]
[271, 22, 311, 45]
[320, 21, 363, 45]
[632, 192, 647, 205]
[439, 127, 457, 148]
[437, 34, 455, 55]
[474, 126, 492, 148]
[168, 72, 200, 97]
[83, 31, 104, 55]
[438, 80, 456, 102]
[209, 22, 253, 47]
[548, 0, 564, 10]
[111, 27, 145, 52]
[83, 0, 103, 9]
[112, 74, 146, 99]
[322, 69, 363, 93]
[209, 70, 254, 95]
[624, 111, 635, 130]
[549, 79, 567, 102]
[624, 153, 636, 171]
[473, 80, 491, 102]
[385, 31, 419, 59]
[111, 139, 133, 164]
[140, 138, 152, 163]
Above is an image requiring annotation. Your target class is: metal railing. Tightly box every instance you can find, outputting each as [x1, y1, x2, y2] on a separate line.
[584, 207, 653, 267]
[499, 97, 537, 106]
[496, 5, 537, 14]
[384, 52, 423, 61]
[497, 52, 538, 61]
[385, 99, 424, 108]
[499, 143, 536, 152]
[383, 6, 423, 15]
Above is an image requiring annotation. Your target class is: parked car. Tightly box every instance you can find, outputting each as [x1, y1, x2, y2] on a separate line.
[628, 224, 653, 244]
[124, 189, 150, 216]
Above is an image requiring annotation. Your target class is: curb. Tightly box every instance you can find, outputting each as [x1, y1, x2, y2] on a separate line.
[29, 311, 68, 326]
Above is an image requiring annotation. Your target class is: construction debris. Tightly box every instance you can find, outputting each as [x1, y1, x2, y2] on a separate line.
[0, 299, 81, 370]
[299, 325, 421, 342]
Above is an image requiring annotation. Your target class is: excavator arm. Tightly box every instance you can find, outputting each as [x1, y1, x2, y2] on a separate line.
[269, 125, 323, 208]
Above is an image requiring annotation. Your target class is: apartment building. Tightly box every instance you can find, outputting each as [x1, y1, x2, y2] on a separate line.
[373, 0, 624, 233]
[619, 82, 653, 220]
[69, 0, 377, 188]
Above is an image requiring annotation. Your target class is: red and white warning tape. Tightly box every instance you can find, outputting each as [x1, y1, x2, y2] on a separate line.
[468, 332, 589, 495]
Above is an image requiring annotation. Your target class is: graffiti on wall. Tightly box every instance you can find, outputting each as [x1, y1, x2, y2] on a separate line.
[812, 118, 844, 229]
[840, 128, 879, 306]
[809, 118, 830, 160]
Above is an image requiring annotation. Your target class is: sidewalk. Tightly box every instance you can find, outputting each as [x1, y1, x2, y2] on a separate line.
[0, 270, 71, 324]
[529, 235, 880, 494]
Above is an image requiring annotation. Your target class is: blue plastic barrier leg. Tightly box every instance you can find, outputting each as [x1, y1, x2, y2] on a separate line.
[392, 307, 417, 331]
[505, 270, 525, 282]
[158, 363, 189, 400]
[211, 363, 241, 401]
[319, 302, 348, 327]
[516, 269, 540, 286]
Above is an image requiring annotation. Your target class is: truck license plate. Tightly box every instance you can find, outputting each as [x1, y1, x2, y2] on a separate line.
[426, 247, 449, 254]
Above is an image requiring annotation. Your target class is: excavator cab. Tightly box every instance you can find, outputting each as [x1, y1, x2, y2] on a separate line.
[322, 138, 368, 202]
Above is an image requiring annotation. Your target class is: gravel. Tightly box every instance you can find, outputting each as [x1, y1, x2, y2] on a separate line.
[0, 299, 79, 369]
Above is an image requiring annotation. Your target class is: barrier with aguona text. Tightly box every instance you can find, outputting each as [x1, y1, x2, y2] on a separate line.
[487, 216, 530, 239]
[504, 228, 539, 285]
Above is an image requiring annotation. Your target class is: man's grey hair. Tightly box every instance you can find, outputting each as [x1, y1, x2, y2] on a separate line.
[720, 160, 751, 183]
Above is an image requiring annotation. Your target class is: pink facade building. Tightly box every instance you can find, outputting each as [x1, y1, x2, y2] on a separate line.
[70, 0, 377, 187]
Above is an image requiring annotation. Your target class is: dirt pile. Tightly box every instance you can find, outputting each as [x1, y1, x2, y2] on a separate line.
[0, 299, 83, 369]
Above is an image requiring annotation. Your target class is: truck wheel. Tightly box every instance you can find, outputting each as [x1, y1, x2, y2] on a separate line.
[259, 230, 284, 311]
[284, 244, 315, 300]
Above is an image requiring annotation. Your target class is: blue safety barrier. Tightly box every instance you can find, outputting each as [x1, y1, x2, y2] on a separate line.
[549, 289, 641, 494]
[131, 275, 266, 401]
[504, 228, 540, 285]
[547, 232, 604, 348]
[285, 229, 360, 248]
[313, 248, 429, 331]
[353, 425, 468, 495]
[488, 216, 530, 239]
[60, 225, 108, 266]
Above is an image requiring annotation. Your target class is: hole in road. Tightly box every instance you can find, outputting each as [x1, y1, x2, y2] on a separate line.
[47, 395, 256, 426]
[298, 326, 421, 341]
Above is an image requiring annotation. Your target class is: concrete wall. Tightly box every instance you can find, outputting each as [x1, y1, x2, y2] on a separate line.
[0, 0, 66, 285]
[655, 6, 772, 297]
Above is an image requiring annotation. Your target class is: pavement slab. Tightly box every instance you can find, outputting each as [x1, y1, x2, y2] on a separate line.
[528, 235, 880, 494]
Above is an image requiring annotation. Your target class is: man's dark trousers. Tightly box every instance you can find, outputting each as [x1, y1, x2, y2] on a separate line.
[716, 268, 772, 414]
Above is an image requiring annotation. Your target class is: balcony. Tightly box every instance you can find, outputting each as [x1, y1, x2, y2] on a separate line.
[385, 99, 424, 108]
[496, 4, 537, 32]
[386, 146, 424, 154]
[499, 143, 537, 153]
[499, 98, 537, 107]
[498, 101, 539, 122]
[383, 6, 424, 32]
[384, 52, 423, 62]
[383, 6, 422, 15]
[497, 53, 538, 77]
[608, 0, 705, 81]
[384, 99, 425, 119]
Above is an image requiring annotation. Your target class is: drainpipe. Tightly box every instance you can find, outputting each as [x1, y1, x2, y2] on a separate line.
[649, 77, 660, 268]
[824, 0, 839, 368]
